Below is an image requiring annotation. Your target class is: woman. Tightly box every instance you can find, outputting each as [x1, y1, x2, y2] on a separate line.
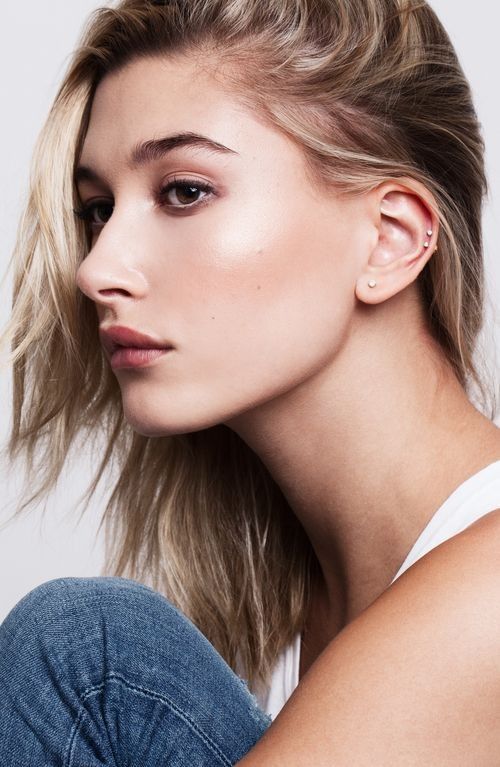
[1, 0, 500, 762]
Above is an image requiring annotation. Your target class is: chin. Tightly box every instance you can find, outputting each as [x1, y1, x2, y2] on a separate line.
[121, 403, 227, 438]
[125, 416, 199, 439]
[118, 381, 280, 438]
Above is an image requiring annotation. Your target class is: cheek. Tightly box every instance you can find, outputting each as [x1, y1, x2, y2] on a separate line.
[174, 202, 357, 386]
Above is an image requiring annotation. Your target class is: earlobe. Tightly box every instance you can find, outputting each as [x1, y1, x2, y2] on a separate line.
[355, 186, 438, 305]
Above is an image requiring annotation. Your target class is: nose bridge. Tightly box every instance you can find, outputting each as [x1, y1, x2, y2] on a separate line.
[76, 209, 148, 302]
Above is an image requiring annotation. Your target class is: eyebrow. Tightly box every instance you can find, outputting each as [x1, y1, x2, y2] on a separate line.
[74, 131, 238, 185]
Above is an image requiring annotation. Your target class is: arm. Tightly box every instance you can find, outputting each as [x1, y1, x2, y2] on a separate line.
[237, 509, 500, 766]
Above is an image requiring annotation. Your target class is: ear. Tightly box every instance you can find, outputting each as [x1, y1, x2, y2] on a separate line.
[355, 180, 439, 305]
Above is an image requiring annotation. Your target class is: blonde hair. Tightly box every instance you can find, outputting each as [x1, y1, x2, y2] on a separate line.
[1, 0, 493, 695]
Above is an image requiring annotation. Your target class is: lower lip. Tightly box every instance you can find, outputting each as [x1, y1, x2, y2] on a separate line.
[110, 347, 173, 369]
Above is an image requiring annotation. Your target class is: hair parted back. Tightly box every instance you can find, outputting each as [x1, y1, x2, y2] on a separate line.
[1, 0, 492, 694]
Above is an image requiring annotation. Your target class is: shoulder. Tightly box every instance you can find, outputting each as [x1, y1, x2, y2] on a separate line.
[238, 511, 500, 765]
[335, 507, 500, 760]
[387, 505, 500, 614]
[314, 509, 500, 761]
[372, 505, 500, 661]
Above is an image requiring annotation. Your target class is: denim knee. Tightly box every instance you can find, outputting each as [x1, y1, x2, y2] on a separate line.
[0, 577, 272, 766]
[0, 575, 168, 645]
[0, 574, 221, 718]
[5, 575, 159, 615]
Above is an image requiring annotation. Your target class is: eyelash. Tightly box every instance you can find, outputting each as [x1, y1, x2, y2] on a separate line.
[73, 176, 216, 226]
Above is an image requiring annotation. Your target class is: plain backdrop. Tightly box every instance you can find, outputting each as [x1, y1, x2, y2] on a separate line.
[1, 1, 499, 620]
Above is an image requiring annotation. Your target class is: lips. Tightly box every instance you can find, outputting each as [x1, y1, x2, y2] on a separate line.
[99, 325, 174, 357]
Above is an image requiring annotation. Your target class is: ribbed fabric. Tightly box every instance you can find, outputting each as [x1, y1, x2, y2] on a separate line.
[257, 460, 500, 720]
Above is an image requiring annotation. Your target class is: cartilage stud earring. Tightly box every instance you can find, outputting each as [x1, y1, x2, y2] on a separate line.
[368, 279, 377, 288]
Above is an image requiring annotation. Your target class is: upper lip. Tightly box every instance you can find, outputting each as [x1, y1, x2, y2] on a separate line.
[99, 325, 174, 355]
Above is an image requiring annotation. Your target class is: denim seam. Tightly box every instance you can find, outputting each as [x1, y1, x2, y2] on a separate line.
[64, 670, 233, 767]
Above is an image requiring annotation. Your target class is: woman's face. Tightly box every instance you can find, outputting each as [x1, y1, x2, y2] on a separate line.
[76, 55, 371, 436]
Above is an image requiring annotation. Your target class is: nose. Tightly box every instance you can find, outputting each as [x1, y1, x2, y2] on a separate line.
[76, 220, 148, 307]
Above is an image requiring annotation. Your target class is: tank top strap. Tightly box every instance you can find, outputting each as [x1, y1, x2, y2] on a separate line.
[390, 460, 500, 584]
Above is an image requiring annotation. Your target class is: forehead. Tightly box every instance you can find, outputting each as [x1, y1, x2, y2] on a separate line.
[79, 54, 306, 175]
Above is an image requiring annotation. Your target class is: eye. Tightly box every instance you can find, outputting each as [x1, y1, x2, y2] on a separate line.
[159, 176, 215, 209]
[72, 176, 216, 229]
[73, 200, 113, 227]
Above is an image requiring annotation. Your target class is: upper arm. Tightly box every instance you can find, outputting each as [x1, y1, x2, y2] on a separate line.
[238, 509, 500, 766]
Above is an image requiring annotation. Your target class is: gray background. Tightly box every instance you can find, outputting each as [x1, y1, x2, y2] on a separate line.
[1, 1, 499, 619]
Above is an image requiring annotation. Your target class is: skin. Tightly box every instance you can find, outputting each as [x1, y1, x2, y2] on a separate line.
[76, 54, 500, 762]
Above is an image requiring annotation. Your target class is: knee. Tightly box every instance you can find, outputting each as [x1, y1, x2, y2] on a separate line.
[0, 576, 178, 648]
[0, 575, 205, 695]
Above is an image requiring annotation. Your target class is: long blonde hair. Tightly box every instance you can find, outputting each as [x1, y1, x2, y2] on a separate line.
[0, 0, 492, 694]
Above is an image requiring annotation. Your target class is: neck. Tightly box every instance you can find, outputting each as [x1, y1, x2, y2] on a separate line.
[225, 296, 500, 630]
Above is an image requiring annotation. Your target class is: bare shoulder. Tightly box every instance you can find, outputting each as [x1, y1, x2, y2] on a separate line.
[239, 509, 500, 766]
[387, 505, 500, 619]
[388, 504, 500, 595]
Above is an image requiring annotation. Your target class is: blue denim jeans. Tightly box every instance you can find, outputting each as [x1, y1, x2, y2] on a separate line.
[0, 576, 272, 766]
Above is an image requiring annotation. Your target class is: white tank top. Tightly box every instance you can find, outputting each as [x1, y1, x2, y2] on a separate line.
[256, 459, 500, 720]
